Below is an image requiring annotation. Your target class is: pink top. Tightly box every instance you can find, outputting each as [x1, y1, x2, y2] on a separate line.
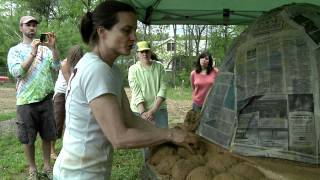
[191, 68, 219, 106]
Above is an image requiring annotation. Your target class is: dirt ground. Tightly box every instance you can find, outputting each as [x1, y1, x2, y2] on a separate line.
[0, 86, 16, 113]
[0, 86, 191, 125]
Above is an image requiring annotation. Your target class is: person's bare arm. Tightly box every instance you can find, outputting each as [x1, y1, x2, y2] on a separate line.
[137, 102, 147, 116]
[90, 91, 196, 149]
[121, 89, 155, 128]
[60, 60, 71, 81]
[90, 93, 169, 149]
[21, 39, 40, 71]
[119, 89, 197, 151]
[21, 53, 36, 72]
[45, 32, 59, 62]
[190, 72, 195, 90]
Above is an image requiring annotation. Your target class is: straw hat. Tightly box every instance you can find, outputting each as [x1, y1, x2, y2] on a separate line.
[136, 41, 151, 52]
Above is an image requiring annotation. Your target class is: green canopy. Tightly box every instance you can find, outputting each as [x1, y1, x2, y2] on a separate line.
[123, 0, 320, 25]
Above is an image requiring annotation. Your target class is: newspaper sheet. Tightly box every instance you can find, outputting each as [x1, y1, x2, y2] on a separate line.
[198, 5, 320, 164]
[198, 71, 236, 148]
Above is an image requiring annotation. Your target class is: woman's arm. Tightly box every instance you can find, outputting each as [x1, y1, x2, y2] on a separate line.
[121, 88, 153, 129]
[89, 90, 196, 149]
[190, 71, 195, 90]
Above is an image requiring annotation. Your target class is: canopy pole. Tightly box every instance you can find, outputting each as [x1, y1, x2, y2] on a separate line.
[144, 6, 153, 25]
[143, 0, 163, 25]
[223, 8, 230, 26]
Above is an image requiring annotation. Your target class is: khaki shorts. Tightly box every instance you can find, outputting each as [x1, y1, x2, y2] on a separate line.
[16, 94, 57, 144]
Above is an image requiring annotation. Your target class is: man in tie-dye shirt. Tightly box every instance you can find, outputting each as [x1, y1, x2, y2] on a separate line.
[7, 15, 60, 179]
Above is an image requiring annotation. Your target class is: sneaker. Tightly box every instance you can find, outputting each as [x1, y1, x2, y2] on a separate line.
[39, 168, 52, 180]
[28, 170, 38, 180]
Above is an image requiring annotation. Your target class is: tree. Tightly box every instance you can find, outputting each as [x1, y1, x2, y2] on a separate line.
[0, 0, 88, 67]
[207, 25, 246, 66]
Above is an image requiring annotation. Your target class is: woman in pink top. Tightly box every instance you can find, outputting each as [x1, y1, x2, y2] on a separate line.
[190, 51, 219, 112]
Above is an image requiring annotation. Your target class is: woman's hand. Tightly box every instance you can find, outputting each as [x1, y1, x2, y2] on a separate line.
[141, 111, 155, 125]
[143, 110, 155, 123]
[169, 129, 198, 153]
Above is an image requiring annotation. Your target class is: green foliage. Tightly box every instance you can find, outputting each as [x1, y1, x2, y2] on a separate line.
[164, 55, 195, 88]
[116, 55, 136, 87]
[0, 0, 89, 67]
[207, 25, 246, 66]
[25, 0, 56, 21]
[176, 69, 192, 87]
[0, 0, 246, 99]
[0, 15, 21, 66]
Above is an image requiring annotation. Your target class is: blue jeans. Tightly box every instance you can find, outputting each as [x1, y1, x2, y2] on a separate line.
[153, 109, 168, 128]
[192, 102, 202, 112]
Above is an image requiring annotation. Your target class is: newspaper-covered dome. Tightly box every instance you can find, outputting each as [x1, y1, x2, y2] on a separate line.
[198, 3, 320, 164]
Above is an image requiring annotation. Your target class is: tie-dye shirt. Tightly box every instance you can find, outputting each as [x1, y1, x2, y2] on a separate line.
[7, 42, 60, 105]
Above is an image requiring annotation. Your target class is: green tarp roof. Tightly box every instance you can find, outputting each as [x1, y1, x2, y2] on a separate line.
[123, 0, 320, 25]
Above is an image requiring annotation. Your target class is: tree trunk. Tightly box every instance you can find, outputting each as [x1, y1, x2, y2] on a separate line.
[223, 25, 229, 54]
[148, 25, 151, 41]
[205, 26, 208, 49]
[142, 24, 147, 39]
[188, 25, 193, 57]
[194, 25, 206, 56]
[173, 24, 177, 87]
[183, 25, 188, 56]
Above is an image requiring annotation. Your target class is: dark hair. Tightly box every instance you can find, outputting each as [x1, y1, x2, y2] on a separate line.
[151, 52, 158, 61]
[195, 51, 214, 74]
[67, 45, 84, 68]
[80, 1, 136, 45]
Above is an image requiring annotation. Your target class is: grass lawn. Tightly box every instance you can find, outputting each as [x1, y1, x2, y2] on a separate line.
[0, 134, 143, 179]
[167, 87, 192, 101]
[0, 112, 16, 122]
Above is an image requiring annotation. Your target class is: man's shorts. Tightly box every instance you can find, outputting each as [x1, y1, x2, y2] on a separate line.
[53, 93, 66, 138]
[16, 94, 57, 144]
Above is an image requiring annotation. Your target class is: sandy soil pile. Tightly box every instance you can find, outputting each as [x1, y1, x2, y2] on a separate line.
[147, 110, 320, 180]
